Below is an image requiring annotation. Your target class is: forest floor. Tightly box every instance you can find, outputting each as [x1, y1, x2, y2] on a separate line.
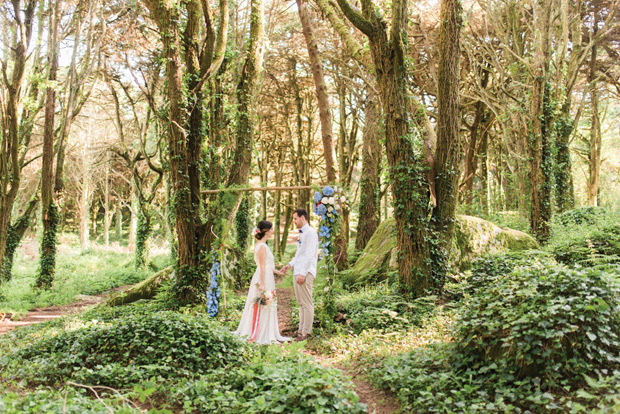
[276, 285, 400, 414]
[0, 286, 128, 335]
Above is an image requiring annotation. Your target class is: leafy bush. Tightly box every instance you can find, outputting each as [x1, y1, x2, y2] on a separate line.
[467, 250, 556, 293]
[555, 206, 610, 226]
[1, 311, 252, 387]
[457, 265, 620, 386]
[376, 264, 620, 412]
[548, 208, 620, 266]
[167, 357, 366, 413]
[0, 386, 143, 414]
[340, 291, 436, 334]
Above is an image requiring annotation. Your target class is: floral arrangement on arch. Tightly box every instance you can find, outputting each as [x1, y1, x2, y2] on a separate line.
[313, 185, 348, 260]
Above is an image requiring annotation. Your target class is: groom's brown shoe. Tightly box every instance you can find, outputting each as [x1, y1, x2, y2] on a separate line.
[292, 331, 301, 338]
[295, 334, 309, 342]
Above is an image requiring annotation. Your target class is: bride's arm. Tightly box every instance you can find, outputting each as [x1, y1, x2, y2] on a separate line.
[257, 245, 266, 290]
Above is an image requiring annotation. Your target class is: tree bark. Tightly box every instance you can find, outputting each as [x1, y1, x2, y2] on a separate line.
[296, 0, 337, 183]
[355, 88, 382, 250]
[0, 0, 36, 289]
[587, 36, 601, 206]
[462, 70, 489, 206]
[336, 0, 432, 295]
[2, 194, 39, 281]
[432, 0, 463, 263]
[528, 1, 552, 243]
[37, 0, 61, 289]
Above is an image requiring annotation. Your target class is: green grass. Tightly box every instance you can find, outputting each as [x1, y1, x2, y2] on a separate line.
[0, 239, 169, 316]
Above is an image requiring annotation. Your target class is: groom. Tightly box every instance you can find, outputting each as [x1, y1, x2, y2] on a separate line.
[281, 208, 318, 341]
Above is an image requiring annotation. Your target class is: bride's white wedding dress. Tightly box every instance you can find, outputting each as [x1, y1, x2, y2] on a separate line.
[233, 242, 290, 344]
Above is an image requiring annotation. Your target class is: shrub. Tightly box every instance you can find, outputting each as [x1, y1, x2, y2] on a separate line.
[340, 291, 436, 334]
[167, 359, 366, 413]
[0, 386, 142, 414]
[1, 311, 252, 387]
[467, 250, 556, 293]
[376, 264, 620, 412]
[456, 265, 620, 387]
[555, 206, 609, 226]
[548, 208, 620, 267]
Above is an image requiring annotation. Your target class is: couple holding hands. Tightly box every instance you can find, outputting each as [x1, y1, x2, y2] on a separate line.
[233, 208, 318, 344]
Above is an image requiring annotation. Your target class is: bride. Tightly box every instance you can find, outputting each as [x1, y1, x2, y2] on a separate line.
[233, 220, 290, 344]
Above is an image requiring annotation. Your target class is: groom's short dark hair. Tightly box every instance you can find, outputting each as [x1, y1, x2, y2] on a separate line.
[293, 208, 309, 221]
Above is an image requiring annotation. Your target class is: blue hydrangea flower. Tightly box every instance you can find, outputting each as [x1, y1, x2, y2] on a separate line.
[322, 186, 334, 196]
[316, 204, 327, 216]
[319, 225, 331, 237]
[313, 191, 323, 203]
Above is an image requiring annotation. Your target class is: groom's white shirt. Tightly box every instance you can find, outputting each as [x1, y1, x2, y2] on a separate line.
[289, 223, 319, 278]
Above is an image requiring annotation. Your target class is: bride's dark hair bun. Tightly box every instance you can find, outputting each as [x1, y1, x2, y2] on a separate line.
[254, 220, 273, 240]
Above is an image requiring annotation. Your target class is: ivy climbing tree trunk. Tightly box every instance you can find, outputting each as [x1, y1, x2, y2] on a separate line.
[355, 89, 382, 250]
[336, 0, 432, 295]
[432, 0, 463, 265]
[2, 194, 39, 282]
[37, 0, 61, 289]
[0, 0, 36, 289]
[528, 1, 552, 243]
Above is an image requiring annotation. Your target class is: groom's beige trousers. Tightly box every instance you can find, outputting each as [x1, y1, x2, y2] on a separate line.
[294, 272, 314, 335]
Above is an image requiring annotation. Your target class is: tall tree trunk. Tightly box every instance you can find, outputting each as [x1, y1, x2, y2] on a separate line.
[296, 0, 337, 183]
[432, 0, 463, 266]
[587, 39, 601, 206]
[528, 1, 552, 243]
[480, 130, 489, 215]
[104, 162, 110, 247]
[79, 178, 90, 251]
[337, 0, 432, 294]
[0, 0, 36, 289]
[37, 0, 61, 289]
[462, 69, 489, 206]
[290, 58, 311, 211]
[115, 199, 122, 240]
[2, 194, 39, 281]
[554, 100, 575, 213]
[144, 0, 230, 304]
[355, 88, 382, 250]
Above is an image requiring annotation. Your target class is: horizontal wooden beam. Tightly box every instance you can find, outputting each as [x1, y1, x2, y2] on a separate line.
[202, 185, 315, 194]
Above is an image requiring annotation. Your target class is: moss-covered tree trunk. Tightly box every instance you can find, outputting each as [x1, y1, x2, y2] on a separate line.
[0, 0, 36, 289]
[528, 1, 552, 243]
[337, 0, 432, 295]
[432, 0, 463, 265]
[37, 0, 61, 289]
[2, 194, 39, 282]
[355, 89, 382, 251]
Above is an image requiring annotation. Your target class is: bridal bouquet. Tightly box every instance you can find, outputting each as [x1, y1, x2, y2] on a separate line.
[255, 286, 276, 306]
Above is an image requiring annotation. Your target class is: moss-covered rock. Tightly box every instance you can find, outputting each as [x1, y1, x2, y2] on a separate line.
[452, 215, 538, 270]
[107, 266, 174, 306]
[344, 215, 538, 286]
[341, 218, 396, 287]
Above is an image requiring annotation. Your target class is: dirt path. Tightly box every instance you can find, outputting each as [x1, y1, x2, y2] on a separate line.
[0, 286, 129, 335]
[276, 284, 400, 414]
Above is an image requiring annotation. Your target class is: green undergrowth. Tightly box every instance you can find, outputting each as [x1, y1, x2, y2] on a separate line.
[0, 301, 365, 413]
[0, 242, 169, 315]
[374, 259, 620, 413]
[547, 207, 620, 267]
[337, 286, 436, 334]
